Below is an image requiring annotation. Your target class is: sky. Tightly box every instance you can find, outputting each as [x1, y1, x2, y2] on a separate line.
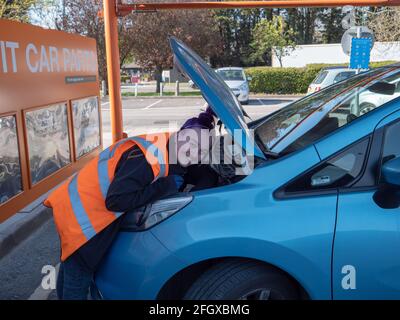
[29, 0, 61, 29]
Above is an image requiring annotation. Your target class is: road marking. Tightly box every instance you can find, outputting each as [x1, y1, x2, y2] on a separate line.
[28, 263, 60, 300]
[144, 105, 201, 110]
[143, 99, 162, 110]
[101, 105, 201, 112]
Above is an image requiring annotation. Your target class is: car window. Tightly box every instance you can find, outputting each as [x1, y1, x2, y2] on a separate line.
[216, 70, 245, 81]
[312, 71, 329, 85]
[285, 138, 369, 193]
[382, 121, 400, 164]
[256, 68, 385, 152]
[282, 70, 400, 154]
[333, 71, 356, 83]
[256, 67, 400, 155]
[336, 71, 400, 123]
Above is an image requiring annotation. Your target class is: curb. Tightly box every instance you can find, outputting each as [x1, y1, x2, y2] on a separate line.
[0, 193, 52, 260]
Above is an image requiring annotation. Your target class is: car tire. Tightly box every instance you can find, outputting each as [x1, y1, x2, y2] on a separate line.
[184, 259, 300, 300]
[359, 102, 376, 115]
[241, 100, 249, 105]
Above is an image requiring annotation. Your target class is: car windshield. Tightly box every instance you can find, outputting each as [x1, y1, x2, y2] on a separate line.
[216, 69, 245, 81]
[312, 70, 329, 84]
[256, 66, 400, 155]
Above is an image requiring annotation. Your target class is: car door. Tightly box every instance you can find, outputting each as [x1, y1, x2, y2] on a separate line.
[333, 119, 400, 299]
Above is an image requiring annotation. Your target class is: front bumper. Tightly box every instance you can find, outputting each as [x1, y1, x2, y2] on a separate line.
[94, 230, 185, 300]
[233, 90, 249, 102]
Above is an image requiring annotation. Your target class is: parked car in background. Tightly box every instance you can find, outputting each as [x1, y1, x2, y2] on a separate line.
[307, 67, 357, 94]
[350, 78, 400, 116]
[308, 67, 400, 116]
[94, 38, 400, 300]
[189, 67, 251, 105]
[216, 67, 251, 105]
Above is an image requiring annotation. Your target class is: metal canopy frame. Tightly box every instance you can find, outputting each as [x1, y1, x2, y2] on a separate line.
[118, 0, 400, 14]
[103, 0, 400, 142]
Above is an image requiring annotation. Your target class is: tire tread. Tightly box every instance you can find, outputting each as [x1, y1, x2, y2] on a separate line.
[184, 259, 298, 300]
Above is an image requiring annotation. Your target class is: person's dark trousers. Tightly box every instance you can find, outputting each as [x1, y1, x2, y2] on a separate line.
[56, 254, 93, 300]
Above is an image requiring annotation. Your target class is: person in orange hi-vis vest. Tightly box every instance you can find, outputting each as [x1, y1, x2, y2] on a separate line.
[44, 108, 216, 300]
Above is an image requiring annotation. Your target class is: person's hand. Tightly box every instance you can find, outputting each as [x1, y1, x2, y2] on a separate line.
[171, 175, 184, 190]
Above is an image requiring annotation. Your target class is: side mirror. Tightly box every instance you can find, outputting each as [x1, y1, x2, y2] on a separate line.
[382, 156, 400, 187]
[373, 157, 400, 209]
[368, 82, 396, 96]
[247, 76, 252, 82]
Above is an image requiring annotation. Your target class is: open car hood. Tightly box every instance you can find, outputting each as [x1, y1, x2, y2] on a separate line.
[169, 37, 265, 159]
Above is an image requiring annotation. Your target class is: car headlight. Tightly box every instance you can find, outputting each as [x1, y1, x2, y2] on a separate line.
[238, 83, 248, 91]
[121, 194, 193, 231]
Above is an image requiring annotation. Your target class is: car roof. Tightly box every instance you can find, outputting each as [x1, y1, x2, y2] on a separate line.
[322, 66, 353, 71]
[216, 67, 244, 71]
[323, 63, 400, 71]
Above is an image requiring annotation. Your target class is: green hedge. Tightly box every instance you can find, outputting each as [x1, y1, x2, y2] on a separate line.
[245, 61, 397, 94]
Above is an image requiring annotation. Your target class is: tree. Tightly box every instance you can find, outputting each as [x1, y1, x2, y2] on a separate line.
[250, 16, 296, 67]
[213, 8, 273, 67]
[285, 8, 320, 44]
[0, 0, 36, 22]
[30, 0, 65, 29]
[27, 1, 353, 84]
[41, 0, 136, 87]
[318, 8, 346, 43]
[29, 1, 221, 93]
[368, 7, 400, 42]
[126, 10, 222, 93]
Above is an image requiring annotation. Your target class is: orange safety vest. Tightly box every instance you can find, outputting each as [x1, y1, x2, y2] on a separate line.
[44, 132, 170, 261]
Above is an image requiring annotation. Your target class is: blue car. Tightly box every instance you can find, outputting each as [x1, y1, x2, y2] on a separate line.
[94, 38, 400, 300]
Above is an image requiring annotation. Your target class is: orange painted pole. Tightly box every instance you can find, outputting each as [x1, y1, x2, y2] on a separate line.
[104, 0, 124, 143]
[117, 0, 400, 13]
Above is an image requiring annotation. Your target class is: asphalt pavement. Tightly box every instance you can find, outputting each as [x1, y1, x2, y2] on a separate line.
[0, 219, 59, 300]
[0, 95, 299, 300]
[101, 96, 296, 147]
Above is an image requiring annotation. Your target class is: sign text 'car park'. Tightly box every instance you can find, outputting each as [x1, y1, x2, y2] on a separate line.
[0, 18, 101, 223]
[0, 41, 97, 74]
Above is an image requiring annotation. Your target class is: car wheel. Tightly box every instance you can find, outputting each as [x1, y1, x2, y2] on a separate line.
[359, 102, 376, 115]
[241, 100, 249, 105]
[184, 259, 300, 300]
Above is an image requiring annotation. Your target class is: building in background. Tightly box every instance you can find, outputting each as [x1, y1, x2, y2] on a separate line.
[121, 62, 143, 76]
[272, 41, 400, 67]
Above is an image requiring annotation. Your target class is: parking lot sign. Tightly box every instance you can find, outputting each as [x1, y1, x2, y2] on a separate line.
[350, 37, 373, 70]
[0, 19, 101, 222]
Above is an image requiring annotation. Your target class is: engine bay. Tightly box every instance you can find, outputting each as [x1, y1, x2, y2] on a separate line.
[182, 134, 266, 192]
